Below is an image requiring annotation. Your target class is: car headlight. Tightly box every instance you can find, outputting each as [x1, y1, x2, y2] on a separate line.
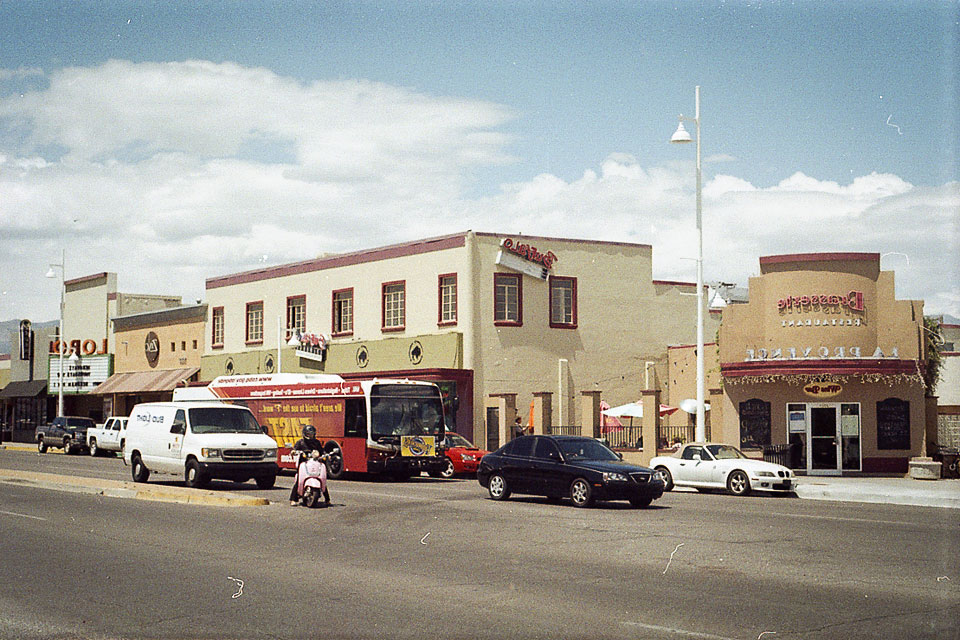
[265, 448, 278, 459]
[757, 471, 774, 477]
[461, 454, 476, 461]
[602, 472, 629, 483]
[201, 448, 221, 458]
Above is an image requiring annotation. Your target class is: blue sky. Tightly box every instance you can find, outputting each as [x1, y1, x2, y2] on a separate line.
[1, 1, 958, 321]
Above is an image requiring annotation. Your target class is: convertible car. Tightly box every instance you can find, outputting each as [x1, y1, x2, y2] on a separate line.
[649, 443, 796, 496]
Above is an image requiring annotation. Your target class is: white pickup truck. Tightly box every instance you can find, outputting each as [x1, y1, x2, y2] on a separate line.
[87, 417, 128, 456]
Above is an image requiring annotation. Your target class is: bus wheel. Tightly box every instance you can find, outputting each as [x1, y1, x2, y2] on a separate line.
[325, 445, 345, 479]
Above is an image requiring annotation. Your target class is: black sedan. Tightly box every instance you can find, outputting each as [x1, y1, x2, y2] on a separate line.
[477, 435, 665, 508]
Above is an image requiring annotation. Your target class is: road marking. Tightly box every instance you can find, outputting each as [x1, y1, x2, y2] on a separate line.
[620, 621, 738, 639]
[0, 509, 47, 521]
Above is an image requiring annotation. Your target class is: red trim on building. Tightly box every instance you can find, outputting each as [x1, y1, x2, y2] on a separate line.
[548, 275, 577, 329]
[0, 353, 10, 361]
[107, 292, 118, 301]
[331, 288, 354, 337]
[721, 359, 919, 377]
[206, 233, 467, 290]
[381, 280, 406, 333]
[493, 272, 523, 327]
[437, 273, 458, 327]
[211, 306, 224, 349]
[65, 272, 109, 287]
[759, 252, 880, 266]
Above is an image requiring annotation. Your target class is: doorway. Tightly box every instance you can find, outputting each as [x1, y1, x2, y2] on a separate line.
[792, 402, 861, 475]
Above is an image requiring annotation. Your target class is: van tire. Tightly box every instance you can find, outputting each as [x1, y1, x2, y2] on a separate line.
[255, 474, 276, 489]
[131, 454, 150, 483]
[185, 459, 210, 489]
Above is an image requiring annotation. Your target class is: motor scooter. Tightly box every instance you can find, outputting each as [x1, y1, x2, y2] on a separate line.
[294, 450, 330, 508]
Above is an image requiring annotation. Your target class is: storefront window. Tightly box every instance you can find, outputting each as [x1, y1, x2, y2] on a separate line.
[840, 403, 861, 470]
[786, 403, 806, 468]
[877, 397, 910, 449]
[739, 398, 771, 449]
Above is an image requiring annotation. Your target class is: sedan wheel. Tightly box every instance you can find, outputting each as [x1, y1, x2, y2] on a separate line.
[440, 458, 456, 479]
[727, 470, 751, 496]
[655, 466, 674, 491]
[569, 478, 593, 508]
[488, 473, 510, 501]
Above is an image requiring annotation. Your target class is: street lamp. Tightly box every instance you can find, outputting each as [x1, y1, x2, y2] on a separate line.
[45, 249, 66, 418]
[670, 85, 706, 443]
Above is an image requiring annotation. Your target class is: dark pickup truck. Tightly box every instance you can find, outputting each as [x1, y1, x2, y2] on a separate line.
[36, 416, 96, 454]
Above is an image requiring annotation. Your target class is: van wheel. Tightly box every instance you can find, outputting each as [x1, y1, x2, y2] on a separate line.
[88, 439, 98, 456]
[255, 474, 276, 489]
[185, 459, 210, 488]
[325, 445, 344, 479]
[38, 437, 47, 453]
[131, 454, 150, 483]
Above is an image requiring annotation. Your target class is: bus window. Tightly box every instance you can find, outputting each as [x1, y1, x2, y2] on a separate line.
[370, 384, 444, 440]
[344, 398, 367, 438]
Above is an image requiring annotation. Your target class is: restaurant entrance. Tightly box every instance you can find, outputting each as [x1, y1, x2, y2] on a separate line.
[788, 402, 862, 475]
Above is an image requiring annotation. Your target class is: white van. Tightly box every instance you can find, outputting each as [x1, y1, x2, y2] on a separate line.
[123, 402, 279, 489]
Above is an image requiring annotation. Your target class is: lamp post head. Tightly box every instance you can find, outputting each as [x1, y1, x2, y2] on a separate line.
[45, 267, 57, 279]
[670, 119, 693, 144]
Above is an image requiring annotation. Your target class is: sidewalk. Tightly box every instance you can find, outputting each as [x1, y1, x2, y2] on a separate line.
[794, 475, 960, 509]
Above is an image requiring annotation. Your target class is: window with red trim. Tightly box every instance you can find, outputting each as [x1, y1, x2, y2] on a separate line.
[549, 276, 577, 328]
[286, 295, 306, 338]
[245, 301, 264, 344]
[332, 289, 353, 336]
[211, 307, 224, 348]
[438, 273, 457, 326]
[382, 281, 405, 331]
[494, 273, 522, 326]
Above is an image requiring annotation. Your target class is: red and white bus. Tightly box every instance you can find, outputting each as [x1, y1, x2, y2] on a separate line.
[196, 374, 447, 479]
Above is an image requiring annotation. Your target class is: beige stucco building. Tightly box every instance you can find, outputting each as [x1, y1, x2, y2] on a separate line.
[716, 253, 929, 474]
[201, 231, 719, 449]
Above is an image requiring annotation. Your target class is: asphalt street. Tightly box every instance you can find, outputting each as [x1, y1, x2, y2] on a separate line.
[0, 449, 958, 640]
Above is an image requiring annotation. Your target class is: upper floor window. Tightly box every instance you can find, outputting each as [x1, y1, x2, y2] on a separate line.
[287, 295, 306, 338]
[246, 301, 264, 344]
[332, 289, 353, 336]
[212, 307, 224, 347]
[438, 274, 457, 326]
[494, 273, 522, 326]
[382, 281, 406, 331]
[549, 276, 577, 328]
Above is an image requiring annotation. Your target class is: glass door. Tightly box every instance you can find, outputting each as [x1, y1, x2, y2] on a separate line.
[809, 404, 841, 475]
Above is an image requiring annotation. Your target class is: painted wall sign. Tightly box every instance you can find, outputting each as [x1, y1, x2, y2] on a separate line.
[781, 317, 863, 328]
[803, 382, 843, 398]
[777, 290, 864, 312]
[48, 354, 112, 395]
[744, 346, 899, 361]
[145, 331, 160, 368]
[49, 338, 109, 357]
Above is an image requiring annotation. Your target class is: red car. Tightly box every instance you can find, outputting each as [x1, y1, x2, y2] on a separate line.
[433, 432, 488, 478]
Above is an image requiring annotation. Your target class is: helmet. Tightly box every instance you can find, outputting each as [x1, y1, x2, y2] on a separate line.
[302, 425, 317, 439]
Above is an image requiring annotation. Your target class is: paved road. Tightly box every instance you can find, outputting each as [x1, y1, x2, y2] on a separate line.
[0, 449, 958, 639]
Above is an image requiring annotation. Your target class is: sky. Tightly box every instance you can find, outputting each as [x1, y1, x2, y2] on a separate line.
[1, 0, 958, 327]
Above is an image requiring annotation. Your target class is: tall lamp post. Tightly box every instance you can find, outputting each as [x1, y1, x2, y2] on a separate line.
[670, 85, 706, 443]
[45, 249, 66, 418]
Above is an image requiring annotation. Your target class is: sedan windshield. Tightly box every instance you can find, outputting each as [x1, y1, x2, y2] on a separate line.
[556, 438, 620, 461]
[189, 408, 263, 435]
[706, 444, 748, 460]
[444, 433, 474, 448]
[370, 384, 445, 439]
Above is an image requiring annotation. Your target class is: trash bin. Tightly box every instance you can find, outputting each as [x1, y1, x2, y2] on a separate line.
[762, 444, 791, 467]
[933, 448, 960, 479]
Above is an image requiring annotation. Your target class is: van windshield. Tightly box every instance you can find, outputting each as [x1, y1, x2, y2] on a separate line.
[188, 408, 262, 435]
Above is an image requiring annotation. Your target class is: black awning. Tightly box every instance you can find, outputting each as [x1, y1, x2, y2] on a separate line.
[0, 380, 48, 398]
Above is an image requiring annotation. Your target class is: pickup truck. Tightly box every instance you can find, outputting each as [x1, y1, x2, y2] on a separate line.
[86, 417, 128, 456]
[36, 416, 96, 454]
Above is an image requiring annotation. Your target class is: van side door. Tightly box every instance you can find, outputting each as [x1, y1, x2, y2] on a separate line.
[168, 409, 186, 462]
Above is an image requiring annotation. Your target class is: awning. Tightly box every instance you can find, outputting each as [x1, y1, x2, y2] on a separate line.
[91, 367, 200, 395]
[0, 380, 47, 398]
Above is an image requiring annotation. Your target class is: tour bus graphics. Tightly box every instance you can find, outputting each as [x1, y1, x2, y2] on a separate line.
[205, 374, 447, 479]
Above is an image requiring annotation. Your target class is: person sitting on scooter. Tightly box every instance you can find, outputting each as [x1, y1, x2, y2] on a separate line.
[289, 425, 332, 506]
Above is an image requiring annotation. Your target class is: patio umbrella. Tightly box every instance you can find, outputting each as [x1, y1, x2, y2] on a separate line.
[601, 402, 680, 419]
[599, 401, 623, 433]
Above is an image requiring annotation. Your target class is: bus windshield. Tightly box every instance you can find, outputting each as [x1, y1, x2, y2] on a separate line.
[370, 384, 445, 440]
[189, 407, 263, 435]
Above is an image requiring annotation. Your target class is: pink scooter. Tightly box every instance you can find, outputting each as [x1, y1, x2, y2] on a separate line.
[295, 450, 330, 508]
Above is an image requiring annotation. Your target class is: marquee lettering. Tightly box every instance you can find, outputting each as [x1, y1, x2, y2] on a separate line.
[745, 346, 899, 361]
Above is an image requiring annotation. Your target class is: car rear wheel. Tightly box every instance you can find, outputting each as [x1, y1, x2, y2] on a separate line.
[655, 466, 674, 491]
[439, 458, 456, 479]
[131, 454, 150, 483]
[38, 437, 47, 453]
[569, 478, 593, 508]
[488, 473, 510, 501]
[726, 470, 751, 496]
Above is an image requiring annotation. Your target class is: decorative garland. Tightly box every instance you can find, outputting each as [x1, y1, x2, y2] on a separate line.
[723, 371, 924, 387]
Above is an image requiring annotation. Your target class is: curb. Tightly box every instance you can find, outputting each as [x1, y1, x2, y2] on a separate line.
[795, 482, 960, 510]
[0, 468, 270, 507]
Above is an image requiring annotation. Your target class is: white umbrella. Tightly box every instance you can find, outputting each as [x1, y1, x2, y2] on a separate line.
[601, 402, 680, 419]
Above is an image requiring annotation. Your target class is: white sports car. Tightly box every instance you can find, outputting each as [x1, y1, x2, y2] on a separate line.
[649, 443, 796, 496]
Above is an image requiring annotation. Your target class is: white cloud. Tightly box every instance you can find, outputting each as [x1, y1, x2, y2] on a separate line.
[0, 60, 957, 325]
